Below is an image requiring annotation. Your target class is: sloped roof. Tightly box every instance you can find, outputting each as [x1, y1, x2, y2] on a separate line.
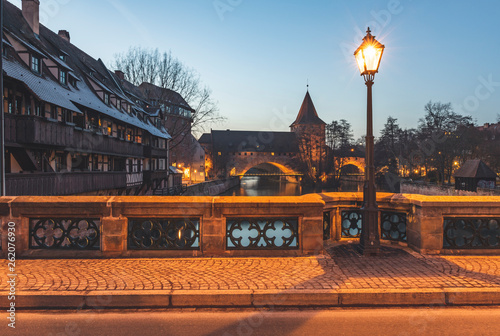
[3, 58, 81, 113]
[290, 91, 326, 127]
[2, 0, 171, 140]
[139, 82, 194, 111]
[209, 130, 298, 153]
[453, 160, 498, 179]
[169, 166, 183, 174]
[198, 133, 211, 144]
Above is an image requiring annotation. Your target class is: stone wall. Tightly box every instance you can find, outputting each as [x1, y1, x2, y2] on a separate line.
[401, 182, 500, 196]
[183, 177, 240, 196]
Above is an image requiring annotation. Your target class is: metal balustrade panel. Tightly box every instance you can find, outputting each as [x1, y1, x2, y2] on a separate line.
[444, 217, 500, 249]
[128, 218, 200, 250]
[341, 210, 363, 238]
[380, 211, 407, 242]
[30, 218, 100, 250]
[323, 211, 331, 240]
[226, 218, 299, 250]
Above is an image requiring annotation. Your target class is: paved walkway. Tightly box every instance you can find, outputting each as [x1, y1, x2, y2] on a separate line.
[2, 243, 500, 292]
[1, 243, 500, 308]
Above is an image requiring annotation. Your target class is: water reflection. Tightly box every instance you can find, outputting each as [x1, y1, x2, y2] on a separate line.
[222, 176, 365, 196]
[223, 176, 301, 196]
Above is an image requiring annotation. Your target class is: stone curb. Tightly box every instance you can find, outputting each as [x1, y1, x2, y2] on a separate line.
[2, 288, 500, 309]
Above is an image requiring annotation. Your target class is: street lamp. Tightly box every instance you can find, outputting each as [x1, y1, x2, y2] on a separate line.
[354, 28, 385, 255]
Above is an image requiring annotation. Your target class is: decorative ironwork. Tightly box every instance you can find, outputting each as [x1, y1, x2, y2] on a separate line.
[381, 211, 407, 242]
[128, 218, 200, 250]
[444, 217, 500, 249]
[341, 210, 363, 238]
[226, 218, 299, 249]
[30, 218, 100, 249]
[323, 211, 331, 240]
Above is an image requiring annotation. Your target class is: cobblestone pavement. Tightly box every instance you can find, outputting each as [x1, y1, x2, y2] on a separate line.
[1, 243, 500, 292]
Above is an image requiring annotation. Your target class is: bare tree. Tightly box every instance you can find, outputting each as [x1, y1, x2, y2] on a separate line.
[417, 101, 473, 184]
[112, 47, 225, 141]
[326, 119, 354, 189]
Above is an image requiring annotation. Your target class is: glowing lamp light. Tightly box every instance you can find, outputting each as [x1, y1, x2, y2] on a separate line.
[354, 28, 385, 77]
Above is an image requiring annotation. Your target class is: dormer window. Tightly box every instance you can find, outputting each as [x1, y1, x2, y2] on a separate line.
[116, 100, 121, 110]
[59, 70, 67, 85]
[104, 92, 110, 105]
[59, 54, 66, 62]
[31, 55, 41, 74]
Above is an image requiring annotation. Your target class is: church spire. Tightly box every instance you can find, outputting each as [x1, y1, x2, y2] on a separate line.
[290, 90, 326, 127]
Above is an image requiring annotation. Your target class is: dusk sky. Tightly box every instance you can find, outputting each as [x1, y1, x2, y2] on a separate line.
[10, 0, 500, 138]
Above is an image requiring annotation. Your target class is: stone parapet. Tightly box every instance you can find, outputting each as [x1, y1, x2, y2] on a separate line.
[0, 193, 499, 258]
[0, 194, 325, 259]
[320, 193, 500, 254]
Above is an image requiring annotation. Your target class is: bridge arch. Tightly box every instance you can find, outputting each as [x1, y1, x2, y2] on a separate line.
[229, 154, 301, 177]
[240, 162, 297, 176]
[337, 157, 365, 175]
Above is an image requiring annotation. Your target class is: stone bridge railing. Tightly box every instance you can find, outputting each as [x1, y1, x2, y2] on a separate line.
[0, 194, 499, 259]
[0, 195, 324, 259]
[321, 193, 500, 255]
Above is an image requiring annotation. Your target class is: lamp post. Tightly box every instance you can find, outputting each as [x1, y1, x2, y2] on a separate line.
[354, 28, 385, 255]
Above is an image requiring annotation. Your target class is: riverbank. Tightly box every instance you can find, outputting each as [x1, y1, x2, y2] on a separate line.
[182, 177, 240, 196]
[401, 181, 500, 196]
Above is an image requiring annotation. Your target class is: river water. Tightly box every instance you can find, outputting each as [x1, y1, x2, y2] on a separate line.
[222, 176, 364, 196]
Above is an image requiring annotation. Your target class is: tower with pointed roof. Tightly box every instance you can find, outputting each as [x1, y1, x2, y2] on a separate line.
[291, 90, 326, 180]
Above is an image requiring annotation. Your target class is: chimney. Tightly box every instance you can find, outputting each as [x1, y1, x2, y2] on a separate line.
[58, 30, 71, 43]
[115, 70, 125, 80]
[22, 0, 40, 36]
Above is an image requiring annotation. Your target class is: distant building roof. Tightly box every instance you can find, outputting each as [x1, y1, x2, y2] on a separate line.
[209, 130, 298, 153]
[169, 166, 183, 174]
[198, 133, 212, 144]
[453, 159, 498, 179]
[290, 91, 326, 127]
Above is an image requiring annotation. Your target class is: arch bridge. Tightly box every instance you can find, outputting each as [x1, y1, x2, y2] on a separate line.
[336, 157, 366, 176]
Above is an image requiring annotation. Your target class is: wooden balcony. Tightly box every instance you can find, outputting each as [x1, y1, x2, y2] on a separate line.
[6, 171, 128, 196]
[5, 114, 144, 157]
[143, 145, 168, 158]
[143, 170, 169, 183]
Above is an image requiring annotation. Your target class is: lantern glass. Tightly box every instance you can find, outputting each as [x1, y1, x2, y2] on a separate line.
[364, 45, 383, 72]
[354, 28, 385, 75]
[355, 49, 366, 74]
